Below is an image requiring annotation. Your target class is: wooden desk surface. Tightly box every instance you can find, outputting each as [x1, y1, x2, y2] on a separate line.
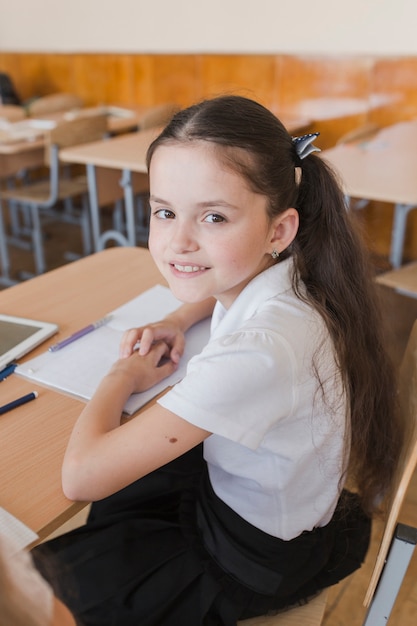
[58, 116, 313, 174]
[0, 105, 148, 155]
[59, 126, 161, 172]
[37, 104, 149, 135]
[321, 121, 417, 206]
[0, 135, 44, 155]
[280, 95, 394, 121]
[376, 261, 417, 298]
[0, 247, 164, 539]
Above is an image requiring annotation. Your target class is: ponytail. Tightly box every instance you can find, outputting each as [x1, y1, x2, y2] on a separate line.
[292, 155, 402, 514]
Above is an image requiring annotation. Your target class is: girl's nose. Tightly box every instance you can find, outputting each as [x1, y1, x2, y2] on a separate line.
[170, 222, 199, 253]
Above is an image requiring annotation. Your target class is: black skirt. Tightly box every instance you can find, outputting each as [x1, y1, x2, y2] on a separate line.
[33, 445, 371, 626]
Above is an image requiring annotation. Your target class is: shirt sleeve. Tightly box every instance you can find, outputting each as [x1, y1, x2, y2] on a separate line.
[0, 534, 53, 626]
[158, 328, 297, 449]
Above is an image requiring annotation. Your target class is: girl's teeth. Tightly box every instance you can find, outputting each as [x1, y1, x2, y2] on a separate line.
[174, 265, 204, 273]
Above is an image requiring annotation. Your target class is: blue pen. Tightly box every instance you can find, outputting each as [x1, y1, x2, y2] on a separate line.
[0, 363, 17, 382]
[0, 391, 38, 415]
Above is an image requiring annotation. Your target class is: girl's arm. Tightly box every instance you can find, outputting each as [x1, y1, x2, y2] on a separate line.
[62, 341, 211, 502]
[119, 297, 215, 362]
[52, 598, 76, 626]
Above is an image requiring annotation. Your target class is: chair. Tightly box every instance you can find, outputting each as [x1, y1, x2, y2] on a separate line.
[138, 102, 179, 130]
[238, 320, 417, 626]
[0, 114, 108, 280]
[26, 93, 84, 117]
[0, 104, 26, 122]
[361, 319, 417, 623]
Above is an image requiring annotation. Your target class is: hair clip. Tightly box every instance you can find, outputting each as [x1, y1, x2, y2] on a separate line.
[292, 133, 321, 159]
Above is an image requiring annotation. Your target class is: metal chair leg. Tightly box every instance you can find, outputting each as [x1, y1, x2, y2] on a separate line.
[29, 204, 46, 275]
[0, 197, 14, 286]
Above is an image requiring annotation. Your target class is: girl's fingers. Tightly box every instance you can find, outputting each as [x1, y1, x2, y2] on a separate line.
[138, 327, 158, 356]
[119, 328, 142, 358]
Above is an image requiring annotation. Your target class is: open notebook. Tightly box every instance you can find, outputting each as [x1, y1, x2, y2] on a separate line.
[16, 285, 211, 415]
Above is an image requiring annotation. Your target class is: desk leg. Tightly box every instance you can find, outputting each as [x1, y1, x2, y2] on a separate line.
[120, 168, 136, 247]
[93, 169, 136, 249]
[0, 198, 14, 286]
[86, 163, 102, 252]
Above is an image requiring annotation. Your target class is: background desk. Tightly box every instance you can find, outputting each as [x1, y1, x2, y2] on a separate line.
[0, 137, 44, 179]
[0, 247, 164, 540]
[376, 261, 417, 298]
[59, 127, 161, 250]
[321, 121, 417, 268]
[58, 117, 311, 253]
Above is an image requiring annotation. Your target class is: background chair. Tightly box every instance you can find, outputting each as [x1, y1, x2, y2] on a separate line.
[238, 319, 417, 625]
[138, 102, 179, 130]
[0, 114, 108, 280]
[0, 104, 26, 122]
[26, 93, 84, 117]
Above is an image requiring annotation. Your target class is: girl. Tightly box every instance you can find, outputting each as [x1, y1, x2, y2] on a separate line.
[33, 96, 404, 626]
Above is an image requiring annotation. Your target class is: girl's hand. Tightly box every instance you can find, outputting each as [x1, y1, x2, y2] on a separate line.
[119, 319, 186, 364]
[111, 340, 178, 394]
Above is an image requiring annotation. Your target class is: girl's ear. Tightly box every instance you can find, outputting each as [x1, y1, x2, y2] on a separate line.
[269, 208, 299, 253]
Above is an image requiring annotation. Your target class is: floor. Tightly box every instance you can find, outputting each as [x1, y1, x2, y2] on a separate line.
[2, 210, 417, 625]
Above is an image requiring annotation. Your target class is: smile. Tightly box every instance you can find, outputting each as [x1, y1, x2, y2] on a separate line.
[172, 264, 207, 273]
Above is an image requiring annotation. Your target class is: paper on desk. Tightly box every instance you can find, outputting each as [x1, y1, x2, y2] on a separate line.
[16, 285, 211, 415]
[0, 507, 38, 552]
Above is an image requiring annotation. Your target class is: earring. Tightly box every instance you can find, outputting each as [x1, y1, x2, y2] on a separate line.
[271, 249, 279, 260]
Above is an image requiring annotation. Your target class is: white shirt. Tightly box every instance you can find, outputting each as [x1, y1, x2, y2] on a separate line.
[0, 533, 53, 626]
[158, 258, 347, 540]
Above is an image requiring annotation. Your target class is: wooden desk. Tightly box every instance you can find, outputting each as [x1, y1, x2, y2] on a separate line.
[321, 121, 417, 268]
[283, 95, 394, 121]
[37, 104, 149, 135]
[59, 127, 161, 250]
[376, 261, 417, 299]
[0, 247, 164, 540]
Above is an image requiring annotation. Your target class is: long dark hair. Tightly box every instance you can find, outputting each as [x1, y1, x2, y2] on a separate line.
[147, 95, 404, 516]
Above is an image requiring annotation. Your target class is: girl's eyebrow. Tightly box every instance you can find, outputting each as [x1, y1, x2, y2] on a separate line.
[149, 195, 239, 211]
[149, 195, 170, 205]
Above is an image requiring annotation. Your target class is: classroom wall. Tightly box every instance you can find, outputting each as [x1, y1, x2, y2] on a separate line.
[1, 0, 417, 54]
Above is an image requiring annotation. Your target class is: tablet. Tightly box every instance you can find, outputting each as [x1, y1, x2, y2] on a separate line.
[0, 314, 58, 370]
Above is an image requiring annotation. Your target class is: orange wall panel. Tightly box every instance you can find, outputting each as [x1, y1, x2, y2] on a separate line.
[2, 52, 417, 260]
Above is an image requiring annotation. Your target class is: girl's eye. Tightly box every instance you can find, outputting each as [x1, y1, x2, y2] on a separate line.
[204, 213, 225, 223]
[153, 208, 175, 220]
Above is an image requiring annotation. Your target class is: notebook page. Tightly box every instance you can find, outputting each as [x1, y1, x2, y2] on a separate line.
[16, 285, 211, 415]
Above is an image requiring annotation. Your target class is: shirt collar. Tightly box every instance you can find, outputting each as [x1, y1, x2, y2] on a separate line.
[210, 257, 296, 339]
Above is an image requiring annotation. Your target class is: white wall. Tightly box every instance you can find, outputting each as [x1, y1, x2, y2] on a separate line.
[0, 0, 416, 55]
